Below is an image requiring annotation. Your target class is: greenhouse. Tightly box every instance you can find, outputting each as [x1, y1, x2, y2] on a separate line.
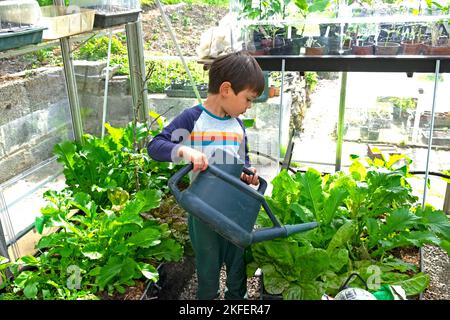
[0, 0, 449, 303]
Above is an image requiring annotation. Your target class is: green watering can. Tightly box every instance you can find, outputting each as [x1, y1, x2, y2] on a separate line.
[168, 153, 318, 248]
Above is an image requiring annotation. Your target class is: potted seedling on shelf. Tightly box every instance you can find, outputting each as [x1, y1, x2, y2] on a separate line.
[350, 23, 375, 55]
[304, 36, 325, 55]
[375, 25, 401, 55]
[423, 0, 450, 55]
[401, 23, 426, 55]
[292, 0, 331, 54]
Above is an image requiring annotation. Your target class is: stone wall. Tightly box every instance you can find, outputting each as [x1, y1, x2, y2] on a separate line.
[0, 67, 73, 184]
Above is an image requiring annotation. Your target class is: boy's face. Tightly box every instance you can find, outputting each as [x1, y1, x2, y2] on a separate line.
[222, 84, 258, 118]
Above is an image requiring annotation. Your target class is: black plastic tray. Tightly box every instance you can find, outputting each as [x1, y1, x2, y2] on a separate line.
[0, 27, 45, 52]
[93, 9, 142, 28]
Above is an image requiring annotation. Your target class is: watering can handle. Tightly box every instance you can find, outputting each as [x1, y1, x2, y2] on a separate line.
[242, 166, 267, 195]
[168, 163, 194, 200]
[169, 163, 268, 200]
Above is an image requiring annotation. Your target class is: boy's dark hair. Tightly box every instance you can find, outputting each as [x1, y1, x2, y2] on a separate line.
[208, 51, 265, 96]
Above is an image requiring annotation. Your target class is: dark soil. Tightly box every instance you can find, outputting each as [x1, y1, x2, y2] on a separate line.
[144, 256, 196, 300]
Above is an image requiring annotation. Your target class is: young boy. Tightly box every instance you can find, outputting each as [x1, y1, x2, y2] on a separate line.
[147, 51, 265, 300]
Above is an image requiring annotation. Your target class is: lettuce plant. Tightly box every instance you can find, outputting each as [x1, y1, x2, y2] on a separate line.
[247, 153, 450, 299]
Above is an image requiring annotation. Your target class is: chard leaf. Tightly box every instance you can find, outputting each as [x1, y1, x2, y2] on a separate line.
[283, 282, 324, 300]
[98, 257, 123, 289]
[328, 248, 349, 272]
[138, 262, 159, 282]
[134, 189, 162, 212]
[23, 282, 38, 299]
[72, 193, 97, 219]
[127, 227, 161, 248]
[290, 203, 315, 223]
[104, 123, 124, 148]
[349, 160, 367, 181]
[382, 259, 417, 273]
[271, 170, 300, 208]
[296, 169, 324, 221]
[54, 140, 77, 169]
[366, 218, 382, 248]
[327, 221, 356, 252]
[382, 208, 420, 234]
[392, 272, 429, 297]
[282, 284, 303, 300]
[323, 187, 348, 222]
[415, 207, 450, 240]
[261, 264, 290, 295]
[18, 255, 39, 266]
[141, 238, 183, 262]
[296, 247, 330, 281]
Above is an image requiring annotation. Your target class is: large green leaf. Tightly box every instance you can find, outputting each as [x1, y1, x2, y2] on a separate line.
[23, 282, 38, 299]
[295, 168, 324, 221]
[138, 262, 159, 282]
[54, 140, 77, 169]
[140, 238, 183, 262]
[296, 246, 330, 281]
[271, 170, 300, 208]
[261, 264, 290, 295]
[104, 123, 124, 148]
[127, 227, 161, 248]
[135, 189, 162, 212]
[322, 187, 348, 224]
[392, 272, 429, 297]
[327, 221, 356, 252]
[415, 207, 450, 240]
[382, 208, 421, 234]
[97, 257, 124, 289]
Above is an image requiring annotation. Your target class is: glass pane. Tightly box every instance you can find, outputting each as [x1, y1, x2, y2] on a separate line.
[0, 159, 65, 244]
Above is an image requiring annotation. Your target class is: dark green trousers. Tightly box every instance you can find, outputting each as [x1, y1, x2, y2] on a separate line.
[188, 215, 247, 300]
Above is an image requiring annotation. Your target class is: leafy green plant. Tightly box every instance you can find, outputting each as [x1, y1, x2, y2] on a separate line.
[5, 187, 183, 299]
[37, 0, 69, 6]
[247, 153, 450, 299]
[73, 35, 127, 61]
[145, 59, 207, 93]
[53, 122, 176, 207]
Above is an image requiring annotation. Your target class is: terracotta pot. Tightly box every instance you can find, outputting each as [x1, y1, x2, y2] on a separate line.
[375, 42, 401, 55]
[422, 44, 450, 55]
[351, 44, 374, 55]
[305, 46, 324, 56]
[401, 42, 423, 55]
[268, 86, 275, 98]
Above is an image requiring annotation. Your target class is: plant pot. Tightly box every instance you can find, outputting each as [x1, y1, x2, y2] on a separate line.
[91, 7, 142, 28]
[305, 46, 324, 56]
[422, 44, 450, 55]
[352, 43, 374, 55]
[268, 85, 275, 98]
[375, 42, 401, 55]
[401, 41, 423, 55]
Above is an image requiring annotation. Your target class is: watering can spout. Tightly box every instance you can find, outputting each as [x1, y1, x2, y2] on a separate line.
[168, 152, 319, 248]
[251, 222, 319, 244]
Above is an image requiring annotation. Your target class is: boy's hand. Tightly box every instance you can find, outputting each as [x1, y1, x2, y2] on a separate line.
[178, 146, 208, 172]
[241, 167, 259, 186]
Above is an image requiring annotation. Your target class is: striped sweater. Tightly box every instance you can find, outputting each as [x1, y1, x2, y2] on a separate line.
[147, 104, 250, 166]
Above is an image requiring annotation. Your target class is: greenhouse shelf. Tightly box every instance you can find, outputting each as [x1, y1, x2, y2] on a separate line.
[254, 56, 450, 73]
[0, 27, 45, 52]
